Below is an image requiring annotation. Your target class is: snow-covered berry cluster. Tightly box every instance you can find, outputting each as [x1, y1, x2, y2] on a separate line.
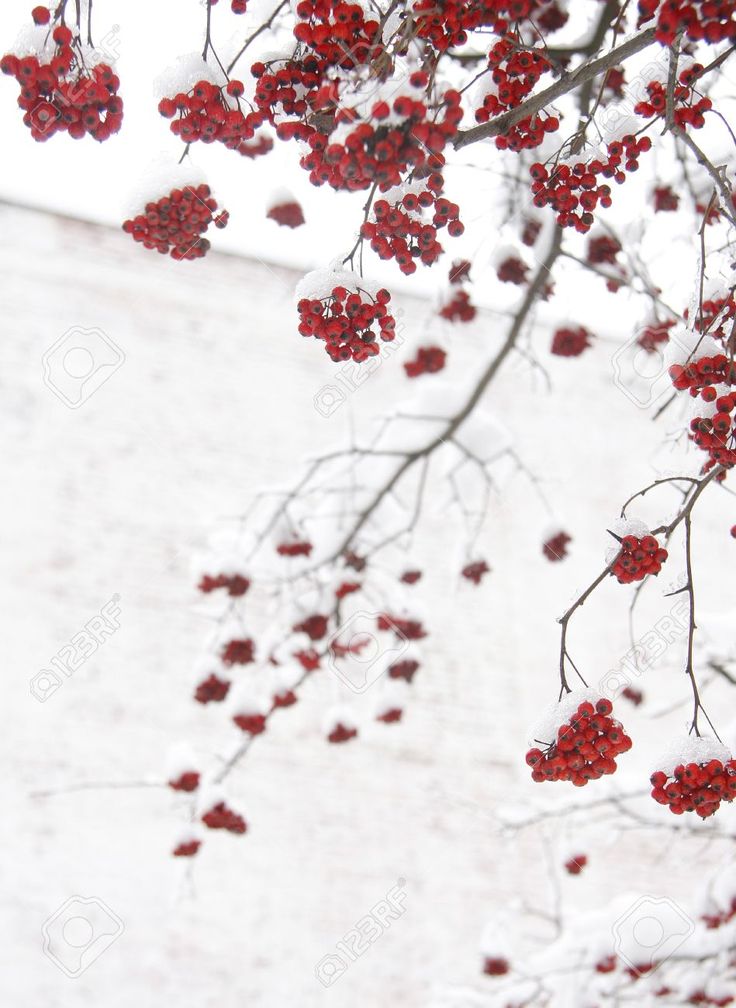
[122, 183, 229, 261]
[1, 18, 122, 142]
[296, 269, 395, 363]
[361, 183, 464, 275]
[158, 76, 267, 156]
[439, 289, 476, 322]
[267, 198, 305, 228]
[526, 695, 632, 786]
[610, 533, 668, 584]
[299, 81, 463, 195]
[551, 326, 591, 357]
[201, 799, 247, 833]
[651, 738, 736, 818]
[475, 39, 556, 151]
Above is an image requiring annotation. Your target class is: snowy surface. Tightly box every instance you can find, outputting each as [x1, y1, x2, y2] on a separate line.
[2, 192, 736, 1008]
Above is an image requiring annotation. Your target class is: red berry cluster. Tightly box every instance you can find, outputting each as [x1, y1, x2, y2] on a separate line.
[498, 112, 560, 152]
[198, 573, 250, 596]
[611, 534, 668, 584]
[293, 0, 381, 67]
[173, 838, 202, 857]
[233, 711, 267, 734]
[564, 853, 588, 875]
[689, 391, 736, 471]
[634, 70, 711, 129]
[400, 569, 422, 584]
[604, 67, 626, 98]
[462, 560, 491, 584]
[654, 184, 679, 212]
[637, 318, 675, 352]
[221, 637, 255, 665]
[201, 801, 247, 833]
[377, 614, 427, 639]
[622, 685, 644, 705]
[389, 658, 420, 682]
[497, 255, 529, 285]
[276, 538, 313, 556]
[250, 55, 322, 127]
[475, 39, 552, 149]
[328, 722, 358, 743]
[267, 200, 305, 227]
[651, 757, 736, 818]
[122, 184, 229, 261]
[526, 697, 632, 785]
[194, 672, 230, 704]
[299, 84, 463, 194]
[412, 0, 555, 51]
[158, 77, 264, 156]
[702, 895, 736, 929]
[638, 0, 736, 44]
[587, 234, 621, 265]
[449, 259, 471, 284]
[530, 135, 652, 232]
[404, 346, 446, 377]
[1, 26, 123, 142]
[543, 530, 571, 561]
[168, 771, 200, 792]
[297, 285, 395, 363]
[361, 185, 463, 275]
[521, 217, 542, 246]
[293, 614, 329, 640]
[551, 326, 591, 357]
[439, 289, 476, 322]
[483, 956, 510, 977]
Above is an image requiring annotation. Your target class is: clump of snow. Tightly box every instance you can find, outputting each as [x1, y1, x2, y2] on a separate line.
[374, 679, 409, 717]
[269, 663, 304, 695]
[12, 23, 63, 59]
[322, 704, 358, 734]
[154, 53, 226, 100]
[227, 683, 270, 718]
[605, 516, 652, 564]
[266, 187, 299, 211]
[295, 262, 381, 302]
[453, 409, 512, 461]
[652, 734, 733, 778]
[528, 687, 604, 747]
[664, 327, 724, 368]
[173, 823, 204, 846]
[121, 155, 209, 220]
[479, 919, 512, 958]
[165, 742, 198, 779]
